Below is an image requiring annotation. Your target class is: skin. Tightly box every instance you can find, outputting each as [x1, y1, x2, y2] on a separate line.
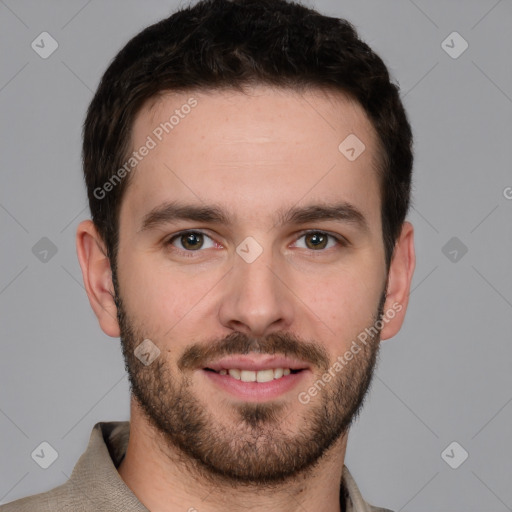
[76, 86, 415, 512]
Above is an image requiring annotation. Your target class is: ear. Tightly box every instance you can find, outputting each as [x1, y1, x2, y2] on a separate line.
[380, 221, 415, 340]
[76, 220, 120, 337]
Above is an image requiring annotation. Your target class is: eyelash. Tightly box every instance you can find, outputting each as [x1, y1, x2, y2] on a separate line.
[165, 229, 346, 255]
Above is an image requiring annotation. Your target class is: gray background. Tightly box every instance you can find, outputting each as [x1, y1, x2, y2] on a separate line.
[1, 0, 511, 510]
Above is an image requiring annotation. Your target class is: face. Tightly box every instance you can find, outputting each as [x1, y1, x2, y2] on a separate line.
[113, 86, 389, 484]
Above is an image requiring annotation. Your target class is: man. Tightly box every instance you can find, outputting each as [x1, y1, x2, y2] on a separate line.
[1, 0, 415, 511]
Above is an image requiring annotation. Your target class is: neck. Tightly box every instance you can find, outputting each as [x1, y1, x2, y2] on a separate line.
[118, 399, 348, 512]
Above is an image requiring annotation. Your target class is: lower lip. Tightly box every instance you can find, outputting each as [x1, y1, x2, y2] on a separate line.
[202, 369, 309, 402]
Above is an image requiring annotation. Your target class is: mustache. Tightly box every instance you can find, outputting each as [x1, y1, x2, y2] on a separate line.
[177, 331, 330, 371]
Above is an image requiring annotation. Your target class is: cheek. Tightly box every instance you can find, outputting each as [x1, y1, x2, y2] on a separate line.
[300, 264, 384, 342]
[118, 252, 220, 335]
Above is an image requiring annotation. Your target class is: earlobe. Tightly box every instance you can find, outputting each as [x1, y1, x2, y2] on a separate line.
[76, 220, 120, 338]
[380, 221, 416, 340]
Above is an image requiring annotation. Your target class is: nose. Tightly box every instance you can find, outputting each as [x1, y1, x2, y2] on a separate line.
[218, 247, 295, 337]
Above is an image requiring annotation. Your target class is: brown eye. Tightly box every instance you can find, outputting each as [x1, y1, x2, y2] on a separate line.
[304, 232, 328, 250]
[293, 231, 341, 251]
[169, 231, 215, 251]
[181, 232, 204, 250]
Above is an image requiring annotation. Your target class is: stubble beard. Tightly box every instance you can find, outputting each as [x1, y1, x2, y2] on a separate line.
[113, 268, 385, 487]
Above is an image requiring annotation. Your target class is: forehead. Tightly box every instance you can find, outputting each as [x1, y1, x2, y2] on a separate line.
[122, 86, 382, 230]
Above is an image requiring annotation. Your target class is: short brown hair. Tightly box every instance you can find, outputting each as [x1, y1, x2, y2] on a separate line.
[82, 0, 413, 271]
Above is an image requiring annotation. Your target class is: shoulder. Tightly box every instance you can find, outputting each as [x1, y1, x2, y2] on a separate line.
[0, 482, 80, 512]
[341, 465, 395, 512]
[0, 421, 131, 512]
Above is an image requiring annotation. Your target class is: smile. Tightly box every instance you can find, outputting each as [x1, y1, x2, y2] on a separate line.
[202, 367, 308, 402]
[205, 367, 300, 382]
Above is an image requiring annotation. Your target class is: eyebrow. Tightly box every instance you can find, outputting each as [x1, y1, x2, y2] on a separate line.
[138, 200, 369, 233]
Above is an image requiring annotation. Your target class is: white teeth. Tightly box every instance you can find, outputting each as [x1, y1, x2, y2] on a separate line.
[228, 369, 241, 380]
[240, 370, 256, 382]
[220, 368, 295, 381]
[256, 369, 275, 383]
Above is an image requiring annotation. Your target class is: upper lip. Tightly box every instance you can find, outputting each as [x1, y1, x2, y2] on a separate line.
[204, 355, 311, 372]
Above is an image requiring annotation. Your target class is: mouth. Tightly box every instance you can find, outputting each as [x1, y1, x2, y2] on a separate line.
[203, 367, 303, 382]
[201, 356, 310, 402]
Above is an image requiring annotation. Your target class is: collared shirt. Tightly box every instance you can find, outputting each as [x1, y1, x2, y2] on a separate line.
[1, 421, 394, 512]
